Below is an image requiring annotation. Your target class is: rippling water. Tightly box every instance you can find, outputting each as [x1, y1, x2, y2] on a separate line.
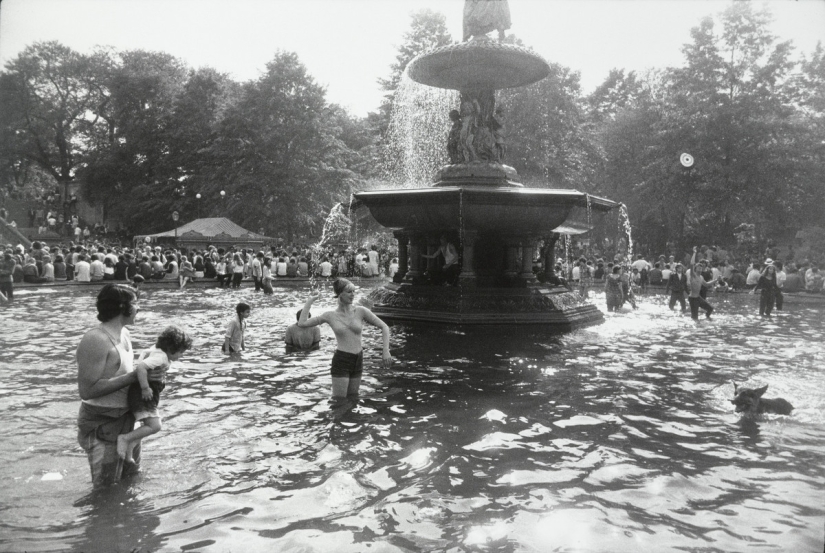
[1, 285, 823, 552]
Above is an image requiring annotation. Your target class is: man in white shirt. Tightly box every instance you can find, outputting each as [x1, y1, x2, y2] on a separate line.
[631, 254, 650, 273]
[74, 254, 91, 282]
[774, 260, 786, 311]
[318, 257, 333, 278]
[746, 263, 762, 289]
[251, 252, 263, 292]
[89, 254, 105, 281]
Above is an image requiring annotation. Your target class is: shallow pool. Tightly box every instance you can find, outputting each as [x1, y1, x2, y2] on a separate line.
[1, 285, 823, 552]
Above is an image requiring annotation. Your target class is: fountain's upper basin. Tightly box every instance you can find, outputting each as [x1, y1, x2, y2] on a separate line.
[353, 187, 616, 235]
[407, 39, 550, 90]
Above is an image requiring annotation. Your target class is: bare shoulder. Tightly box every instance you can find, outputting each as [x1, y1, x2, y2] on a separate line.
[77, 327, 108, 353]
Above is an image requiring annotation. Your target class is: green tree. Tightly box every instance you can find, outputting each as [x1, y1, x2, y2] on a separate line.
[0, 42, 108, 204]
[377, 9, 453, 124]
[594, 2, 819, 252]
[501, 62, 598, 188]
[79, 50, 189, 231]
[205, 52, 360, 242]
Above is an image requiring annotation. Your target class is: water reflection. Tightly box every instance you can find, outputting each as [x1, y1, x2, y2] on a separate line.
[0, 287, 823, 551]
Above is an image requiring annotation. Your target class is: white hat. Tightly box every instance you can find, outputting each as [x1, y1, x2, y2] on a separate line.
[765, 258, 774, 265]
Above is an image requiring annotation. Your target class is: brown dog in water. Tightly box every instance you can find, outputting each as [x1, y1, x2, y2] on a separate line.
[731, 382, 793, 416]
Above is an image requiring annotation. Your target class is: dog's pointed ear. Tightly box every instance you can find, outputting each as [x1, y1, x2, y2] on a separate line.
[755, 385, 768, 397]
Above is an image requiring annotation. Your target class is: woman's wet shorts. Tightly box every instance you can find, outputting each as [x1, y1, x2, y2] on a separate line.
[330, 350, 363, 378]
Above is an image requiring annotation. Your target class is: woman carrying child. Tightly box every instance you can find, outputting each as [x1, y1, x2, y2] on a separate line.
[298, 278, 392, 400]
[76, 284, 161, 486]
[117, 326, 192, 461]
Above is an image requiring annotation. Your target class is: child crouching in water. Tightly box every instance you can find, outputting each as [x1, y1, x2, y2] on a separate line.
[117, 325, 193, 461]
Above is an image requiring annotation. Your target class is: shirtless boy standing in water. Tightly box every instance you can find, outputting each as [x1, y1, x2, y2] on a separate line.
[298, 278, 392, 399]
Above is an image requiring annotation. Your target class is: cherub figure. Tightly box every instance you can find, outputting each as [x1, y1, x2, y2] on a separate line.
[459, 96, 480, 162]
[447, 109, 463, 164]
[492, 104, 506, 162]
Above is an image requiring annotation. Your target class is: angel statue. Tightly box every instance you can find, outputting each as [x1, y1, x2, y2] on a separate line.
[463, 0, 511, 41]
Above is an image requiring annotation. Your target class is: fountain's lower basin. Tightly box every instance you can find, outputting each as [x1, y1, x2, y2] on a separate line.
[367, 283, 602, 328]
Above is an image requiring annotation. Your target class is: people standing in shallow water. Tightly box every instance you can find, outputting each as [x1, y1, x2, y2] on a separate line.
[666, 264, 687, 312]
[223, 303, 250, 353]
[752, 263, 781, 317]
[687, 262, 718, 320]
[604, 266, 623, 312]
[76, 284, 161, 487]
[298, 278, 392, 400]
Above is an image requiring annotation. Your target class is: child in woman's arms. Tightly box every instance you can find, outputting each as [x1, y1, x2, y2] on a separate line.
[117, 326, 192, 461]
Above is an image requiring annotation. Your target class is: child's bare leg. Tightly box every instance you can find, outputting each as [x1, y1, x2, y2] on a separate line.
[117, 417, 162, 460]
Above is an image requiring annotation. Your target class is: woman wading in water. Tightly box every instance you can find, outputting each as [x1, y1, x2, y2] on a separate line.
[298, 278, 392, 399]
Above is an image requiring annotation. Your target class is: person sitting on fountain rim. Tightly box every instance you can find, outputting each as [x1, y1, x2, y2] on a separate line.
[421, 235, 460, 286]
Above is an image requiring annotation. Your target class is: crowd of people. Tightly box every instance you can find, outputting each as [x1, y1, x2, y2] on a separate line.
[562, 244, 824, 319]
[0, 239, 401, 300]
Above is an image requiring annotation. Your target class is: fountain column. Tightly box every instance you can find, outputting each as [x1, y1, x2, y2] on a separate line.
[394, 231, 409, 282]
[405, 233, 424, 281]
[504, 238, 519, 279]
[520, 240, 536, 282]
[426, 238, 438, 272]
[459, 229, 477, 287]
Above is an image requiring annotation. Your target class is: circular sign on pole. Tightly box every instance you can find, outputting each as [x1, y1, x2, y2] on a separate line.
[680, 153, 694, 168]
[172, 211, 179, 222]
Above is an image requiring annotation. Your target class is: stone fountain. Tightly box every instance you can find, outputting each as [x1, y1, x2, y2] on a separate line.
[354, 0, 618, 328]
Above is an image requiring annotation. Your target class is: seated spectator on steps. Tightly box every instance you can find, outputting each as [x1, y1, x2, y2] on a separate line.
[783, 264, 804, 293]
[22, 257, 48, 283]
[648, 262, 663, 285]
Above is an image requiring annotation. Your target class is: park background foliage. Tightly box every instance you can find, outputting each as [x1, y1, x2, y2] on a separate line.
[1, 2, 823, 251]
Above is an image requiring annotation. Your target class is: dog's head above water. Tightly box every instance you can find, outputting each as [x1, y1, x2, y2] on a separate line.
[731, 382, 793, 416]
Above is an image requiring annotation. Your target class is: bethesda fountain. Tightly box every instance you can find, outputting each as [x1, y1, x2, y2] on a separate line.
[353, 0, 618, 329]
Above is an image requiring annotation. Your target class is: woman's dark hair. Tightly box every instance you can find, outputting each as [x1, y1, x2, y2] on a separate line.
[235, 302, 251, 317]
[96, 283, 138, 322]
[295, 308, 311, 321]
[333, 278, 353, 297]
[155, 325, 193, 355]
[55, 255, 64, 263]
[612, 266, 621, 274]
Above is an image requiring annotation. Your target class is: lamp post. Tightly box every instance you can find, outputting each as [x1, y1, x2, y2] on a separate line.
[172, 210, 179, 246]
[196, 193, 201, 219]
[220, 190, 225, 216]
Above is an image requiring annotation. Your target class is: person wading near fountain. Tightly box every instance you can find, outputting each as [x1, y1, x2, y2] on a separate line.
[421, 235, 460, 286]
[665, 263, 687, 312]
[687, 262, 718, 320]
[76, 284, 161, 486]
[298, 278, 392, 400]
[285, 308, 321, 350]
[751, 262, 781, 317]
[604, 266, 624, 312]
[223, 303, 251, 353]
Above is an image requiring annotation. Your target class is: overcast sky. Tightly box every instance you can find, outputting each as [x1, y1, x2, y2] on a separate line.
[1, 0, 823, 116]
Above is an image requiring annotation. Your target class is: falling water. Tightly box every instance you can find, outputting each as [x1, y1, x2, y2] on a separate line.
[384, 73, 458, 187]
[562, 234, 570, 279]
[308, 202, 352, 290]
[618, 203, 633, 265]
